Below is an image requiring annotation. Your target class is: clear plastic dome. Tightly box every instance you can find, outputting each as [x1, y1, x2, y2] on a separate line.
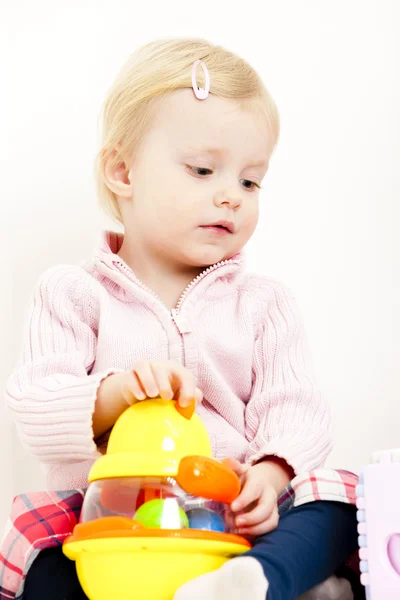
[81, 477, 237, 534]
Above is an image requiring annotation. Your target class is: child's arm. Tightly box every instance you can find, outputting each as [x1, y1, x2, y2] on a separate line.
[5, 265, 123, 465]
[244, 281, 333, 476]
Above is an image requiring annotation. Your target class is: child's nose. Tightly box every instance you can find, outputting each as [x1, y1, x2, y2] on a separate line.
[213, 188, 242, 210]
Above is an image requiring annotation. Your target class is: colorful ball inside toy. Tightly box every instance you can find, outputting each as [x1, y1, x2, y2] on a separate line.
[186, 508, 226, 533]
[134, 498, 189, 529]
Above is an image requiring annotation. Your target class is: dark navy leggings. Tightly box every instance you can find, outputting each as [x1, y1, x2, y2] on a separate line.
[245, 501, 363, 599]
[23, 501, 364, 600]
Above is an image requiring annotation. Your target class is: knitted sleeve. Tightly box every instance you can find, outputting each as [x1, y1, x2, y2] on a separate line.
[244, 281, 333, 474]
[5, 266, 120, 465]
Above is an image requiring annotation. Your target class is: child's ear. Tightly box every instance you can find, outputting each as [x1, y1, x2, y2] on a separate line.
[103, 149, 133, 199]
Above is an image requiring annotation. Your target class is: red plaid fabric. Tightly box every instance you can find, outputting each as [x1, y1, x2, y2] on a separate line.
[0, 490, 85, 599]
[0, 469, 359, 600]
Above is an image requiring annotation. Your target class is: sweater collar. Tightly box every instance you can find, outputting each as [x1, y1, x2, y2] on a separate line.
[95, 230, 244, 272]
[90, 230, 245, 308]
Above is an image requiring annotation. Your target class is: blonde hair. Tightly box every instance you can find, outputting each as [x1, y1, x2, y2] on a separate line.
[94, 37, 280, 223]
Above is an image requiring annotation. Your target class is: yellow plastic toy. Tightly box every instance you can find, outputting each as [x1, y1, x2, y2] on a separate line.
[63, 398, 250, 600]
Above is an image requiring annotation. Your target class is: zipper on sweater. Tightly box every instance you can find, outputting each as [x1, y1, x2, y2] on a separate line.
[113, 257, 236, 366]
[115, 258, 235, 322]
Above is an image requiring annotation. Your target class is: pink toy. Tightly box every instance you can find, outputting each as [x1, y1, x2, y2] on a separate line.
[357, 448, 400, 599]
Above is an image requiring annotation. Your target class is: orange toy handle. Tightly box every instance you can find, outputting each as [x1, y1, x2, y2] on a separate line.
[176, 455, 241, 504]
[175, 398, 196, 420]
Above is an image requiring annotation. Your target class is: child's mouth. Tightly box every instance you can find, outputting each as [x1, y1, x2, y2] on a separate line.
[200, 225, 232, 236]
[200, 220, 235, 235]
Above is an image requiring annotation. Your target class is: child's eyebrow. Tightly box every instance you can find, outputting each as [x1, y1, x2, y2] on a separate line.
[185, 146, 268, 168]
[185, 146, 225, 156]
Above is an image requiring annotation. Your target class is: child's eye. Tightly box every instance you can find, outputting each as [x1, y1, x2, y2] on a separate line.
[240, 179, 260, 191]
[188, 166, 213, 177]
[187, 166, 260, 191]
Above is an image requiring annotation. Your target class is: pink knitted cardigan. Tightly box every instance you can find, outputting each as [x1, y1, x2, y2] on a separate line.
[5, 231, 332, 490]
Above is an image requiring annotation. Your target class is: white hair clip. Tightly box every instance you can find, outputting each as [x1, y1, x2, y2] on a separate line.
[191, 60, 210, 100]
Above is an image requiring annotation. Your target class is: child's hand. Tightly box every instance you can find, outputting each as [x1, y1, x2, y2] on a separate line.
[94, 361, 202, 441]
[226, 458, 279, 537]
[120, 360, 203, 408]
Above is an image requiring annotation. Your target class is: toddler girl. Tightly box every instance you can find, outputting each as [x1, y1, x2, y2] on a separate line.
[6, 38, 359, 600]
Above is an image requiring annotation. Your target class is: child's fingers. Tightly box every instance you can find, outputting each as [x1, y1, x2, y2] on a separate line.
[150, 362, 174, 400]
[235, 495, 275, 528]
[121, 371, 146, 404]
[236, 506, 279, 537]
[132, 361, 159, 398]
[126, 361, 200, 408]
[230, 478, 261, 513]
[223, 457, 249, 478]
[223, 458, 249, 490]
[194, 387, 203, 405]
[171, 366, 197, 407]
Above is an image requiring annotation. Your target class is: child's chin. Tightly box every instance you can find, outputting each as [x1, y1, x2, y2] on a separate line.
[187, 250, 230, 268]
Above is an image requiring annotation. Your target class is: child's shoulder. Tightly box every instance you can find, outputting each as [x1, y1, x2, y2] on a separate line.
[240, 271, 296, 304]
[238, 272, 301, 327]
[32, 262, 103, 304]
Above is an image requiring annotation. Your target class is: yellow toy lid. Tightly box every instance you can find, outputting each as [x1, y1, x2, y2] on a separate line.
[89, 399, 212, 482]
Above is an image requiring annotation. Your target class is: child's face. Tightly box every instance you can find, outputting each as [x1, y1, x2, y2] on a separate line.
[121, 89, 273, 268]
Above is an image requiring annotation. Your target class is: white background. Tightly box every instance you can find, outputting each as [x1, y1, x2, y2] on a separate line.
[1, 0, 399, 532]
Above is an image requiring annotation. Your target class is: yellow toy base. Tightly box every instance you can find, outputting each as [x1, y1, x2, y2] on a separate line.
[64, 536, 249, 600]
